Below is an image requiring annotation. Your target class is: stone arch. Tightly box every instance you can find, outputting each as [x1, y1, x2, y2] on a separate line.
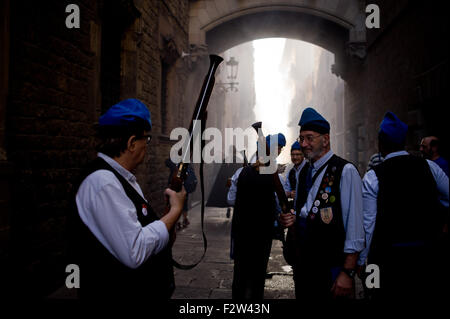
[185, 0, 368, 170]
[189, 0, 367, 67]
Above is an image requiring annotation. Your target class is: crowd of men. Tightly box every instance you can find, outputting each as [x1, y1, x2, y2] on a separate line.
[228, 108, 449, 301]
[69, 98, 448, 302]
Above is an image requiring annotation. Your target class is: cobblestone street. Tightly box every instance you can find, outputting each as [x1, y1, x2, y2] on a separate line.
[48, 203, 365, 300]
[172, 205, 295, 299]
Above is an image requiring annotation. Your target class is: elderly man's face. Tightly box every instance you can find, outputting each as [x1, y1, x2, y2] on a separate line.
[133, 131, 151, 166]
[298, 130, 328, 162]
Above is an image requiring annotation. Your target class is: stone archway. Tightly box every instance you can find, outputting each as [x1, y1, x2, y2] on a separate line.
[185, 0, 367, 168]
[189, 0, 367, 68]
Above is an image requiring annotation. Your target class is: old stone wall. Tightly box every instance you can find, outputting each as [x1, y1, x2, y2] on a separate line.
[132, 0, 190, 215]
[3, 0, 101, 297]
[345, 0, 449, 172]
[1, 0, 191, 297]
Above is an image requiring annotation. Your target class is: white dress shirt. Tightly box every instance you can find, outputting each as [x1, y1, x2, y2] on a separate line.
[76, 153, 169, 269]
[357, 150, 449, 265]
[227, 167, 244, 207]
[296, 150, 365, 254]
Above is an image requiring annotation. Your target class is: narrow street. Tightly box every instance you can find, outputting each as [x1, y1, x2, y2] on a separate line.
[171, 204, 295, 299]
[172, 203, 366, 300]
[47, 203, 364, 300]
[46, 204, 296, 300]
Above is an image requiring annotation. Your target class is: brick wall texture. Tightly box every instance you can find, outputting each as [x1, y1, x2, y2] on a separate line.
[1, 0, 190, 297]
[344, 0, 449, 171]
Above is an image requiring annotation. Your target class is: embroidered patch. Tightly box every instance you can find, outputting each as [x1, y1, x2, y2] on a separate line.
[320, 207, 333, 224]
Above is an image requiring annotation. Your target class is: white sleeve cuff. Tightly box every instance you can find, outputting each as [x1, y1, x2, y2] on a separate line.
[343, 239, 365, 254]
[145, 220, 170, 254]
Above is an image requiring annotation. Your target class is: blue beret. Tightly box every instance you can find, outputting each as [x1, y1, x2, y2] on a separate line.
[379, 111, 408, 145]
[277, 133, 286, 147]
[259, 133, 286, 149]
[298, 107, 330, 134]
[266, 133, 286, 148]
[291, 141, 301, 151]
[99, 98, 152, 130]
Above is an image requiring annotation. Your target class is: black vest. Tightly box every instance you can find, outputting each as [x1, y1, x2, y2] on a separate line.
[369, 155, 440, 264]
[68, 157, 174, 300]
[231, 166, 276, 251]
[294, 155, 351, 267]
[288, 167, 297, 192]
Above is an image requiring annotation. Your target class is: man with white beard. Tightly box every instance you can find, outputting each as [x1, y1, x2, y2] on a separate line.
[280, 107, 364, 300]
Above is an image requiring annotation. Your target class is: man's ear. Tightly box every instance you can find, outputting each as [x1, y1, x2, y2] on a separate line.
[127, 135, 137, 151]
[323, 133, 330, 147]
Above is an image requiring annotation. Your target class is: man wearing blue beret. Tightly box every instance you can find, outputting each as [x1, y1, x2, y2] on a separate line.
[227, 133, 286, 207]
[280, 107, 365, 300]
[283, 141, 308, 206]
[357, 112, 449, 300]
[230, 133, 286, 299]
[69, 98, 186, 299]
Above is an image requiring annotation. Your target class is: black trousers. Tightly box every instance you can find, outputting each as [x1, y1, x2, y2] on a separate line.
[292, 262, 337, 300]
[232, 238, 272, 300]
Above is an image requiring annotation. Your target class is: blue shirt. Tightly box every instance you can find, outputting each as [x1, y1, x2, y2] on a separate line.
[434, 156, 449, 177]
[358, 151, 449, 265]
[295, 150, 365, 254]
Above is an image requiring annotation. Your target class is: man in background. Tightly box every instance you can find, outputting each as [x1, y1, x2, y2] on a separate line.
[231, 133, 285, 299]
[420, 136, 449, 177]
[284, 141, 308, 206]
[359, 112, 449, 300]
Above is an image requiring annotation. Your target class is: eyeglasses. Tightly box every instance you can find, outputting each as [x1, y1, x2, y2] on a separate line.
[143, 135, 152, 144]
[297, 134, 322, 144]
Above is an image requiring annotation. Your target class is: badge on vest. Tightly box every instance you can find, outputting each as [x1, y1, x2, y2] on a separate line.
[320, 207, 333, 224]
[142, 203, 148, 216]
